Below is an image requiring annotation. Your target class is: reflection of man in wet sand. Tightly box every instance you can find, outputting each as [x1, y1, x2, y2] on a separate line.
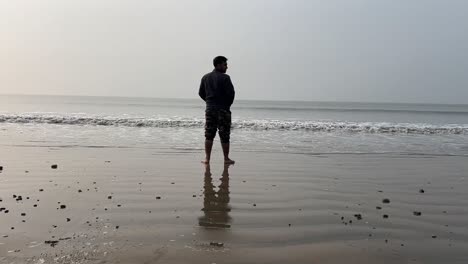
[199, 164, 232, 228]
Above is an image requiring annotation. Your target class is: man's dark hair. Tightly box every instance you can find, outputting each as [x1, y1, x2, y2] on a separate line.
[213, 56, 228, 67]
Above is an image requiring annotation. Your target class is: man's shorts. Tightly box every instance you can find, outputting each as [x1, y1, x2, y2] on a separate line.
[205, 109, 231, 143]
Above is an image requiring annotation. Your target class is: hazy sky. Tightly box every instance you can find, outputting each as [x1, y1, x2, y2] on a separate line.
[1, 0, 467, 103]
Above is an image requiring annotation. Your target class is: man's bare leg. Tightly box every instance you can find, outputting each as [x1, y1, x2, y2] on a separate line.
[202, 140, 214, 164]
[221, 143, 235, 164]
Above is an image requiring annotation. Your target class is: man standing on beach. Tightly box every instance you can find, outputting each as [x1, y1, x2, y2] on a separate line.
[199, 56, 235, 164]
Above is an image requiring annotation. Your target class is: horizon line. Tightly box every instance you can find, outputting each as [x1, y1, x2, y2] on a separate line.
[0, 92, 467, 106]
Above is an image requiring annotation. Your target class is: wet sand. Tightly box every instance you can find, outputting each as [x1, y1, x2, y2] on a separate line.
[1, 145, 468, 263]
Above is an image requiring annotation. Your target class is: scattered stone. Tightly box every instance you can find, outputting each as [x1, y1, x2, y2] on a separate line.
[383, 214, 389, 219]
[376, 206, 382, 210]
[44, 240, 59, 247]
[52, 225, 57, 228]
[210, 242, 224, 247]
[288, 224, 291, 227]
[25, 171, 29, 173]
[22, 220, 26, 223]
[432, 235, 437, 239]
[108, 196, 112, 199]
[171, 182, 175, 185]
[39, 189, 44, 192]
[11, 227, 14, 230]
[51, 165, 58, 169]
[5, 210, 9, 213]
[78, 190, 82, 193]
[13, 195, 17, 198]
[354, 214, 363, 220]
[413, 211, 422, 216]
[105, 208, 108, 211]
[253, 204, 257, 207]
[105, 161, 111, 163]
[385, 239, 388, 243]
[419, 189, 425, 193]
[21, 213, 26, 216]
[66, 218, 71, 222]
[0, 166, 3, 171]
[382, 198, 390, 204]
[33, 204, 37, 207]
[193, 195, 196, 198]
[156, 196, 161, 200]
[60, 205, 66, 209]
[117, 204, 121, 207]
[116, 226, 120, 229]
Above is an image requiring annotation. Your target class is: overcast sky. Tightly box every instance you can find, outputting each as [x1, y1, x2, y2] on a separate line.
[1, 0, 467, 103]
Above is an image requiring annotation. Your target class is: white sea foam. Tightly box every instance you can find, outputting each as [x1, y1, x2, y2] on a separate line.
[1, 113, 467, 134]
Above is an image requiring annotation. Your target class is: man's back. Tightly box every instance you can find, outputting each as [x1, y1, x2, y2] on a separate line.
[199, 70, 235, 110]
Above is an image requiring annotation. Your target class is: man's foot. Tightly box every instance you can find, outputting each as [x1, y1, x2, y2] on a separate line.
[224, 158, 235, 165]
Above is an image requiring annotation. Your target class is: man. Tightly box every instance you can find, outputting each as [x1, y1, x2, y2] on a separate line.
[199, 56, 235, 164]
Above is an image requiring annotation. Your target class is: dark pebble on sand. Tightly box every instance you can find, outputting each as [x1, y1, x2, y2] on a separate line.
[193, 195, 196, 197]
[413, 211, 422, 216]
[383, 214, 389, 219]
[382, 198, 390, 204]
[67, 218, 71, 222]
[117, 204, 121, 207]
[5, 210, 9, 213]
[376, 206, 382, 210]
[105, 208, 108, 211]
[156, 196, 161, 200]
[419, 189, 425, 193]
[0, 166, 3, 170]
[354, 214, 363, 220]
[21, 213, 26, 216]
[45, 240, 59, 247]
[22, 220, 25, 223]
[253, 204, 257, 207]
[432, 235, 437, 238]
[108, 196, 112, 199]
[60, 205, 66, 209]
[13, 195, 17, 198]
[33, 204, 37, 207]
[116, 226, 119, 229]
[78, 190, 82, 193]
[171, 182, 175, 184]
[51, 164, 58, 169]
[210, 242, 224, 247]
[11, 227, 14, 230]
[39, 189, 44, 192]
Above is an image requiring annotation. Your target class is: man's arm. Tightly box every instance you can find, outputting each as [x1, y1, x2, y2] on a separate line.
[225, 75, 235, 106]
[199, 77, 206, 101]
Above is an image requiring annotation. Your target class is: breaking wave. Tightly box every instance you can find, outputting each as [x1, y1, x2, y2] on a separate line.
[1, 113, 467, 135]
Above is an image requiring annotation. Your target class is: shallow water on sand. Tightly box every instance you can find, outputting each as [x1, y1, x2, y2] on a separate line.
[0, 144, 467, 263]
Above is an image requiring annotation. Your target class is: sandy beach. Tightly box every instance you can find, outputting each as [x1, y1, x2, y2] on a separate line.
[1, 143, 467, 263]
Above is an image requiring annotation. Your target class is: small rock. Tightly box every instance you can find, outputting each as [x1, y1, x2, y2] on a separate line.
[66, 218, 71, 222]
[383, 214, 389, 219]
[253, 204, 256, 207]
[382, 198, 390, 204]
[78, 190, 82, 193]
[116, 226, 120, 229]
[108, 196, 112, 199]
[419, 189, 425, 193]
[21, 213, 26, 216]
[39, 189, 44, 192]
[117, 204, 121, 207]
[413, 211, 422, 216]
[5, 210, 9, 213]
[354, 214, 363, 220]
[210, 242, 224, 247]
[51, 165, 58, 169]
[60, 205, 66, 209]
[0, 166, 3, 170]
[44, 240, 59, 247]
[156, 196, 161, 200]
[33, 204, 37, 207]
[432, 235, 437, 239]
[193, 195, 196, 198]
[376, 206, 382, 210]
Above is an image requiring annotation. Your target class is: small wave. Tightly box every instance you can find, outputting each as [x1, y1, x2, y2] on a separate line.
[1, 113, 467, 135]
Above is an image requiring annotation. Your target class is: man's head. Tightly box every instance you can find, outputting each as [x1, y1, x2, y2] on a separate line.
[213, 56, 228, 73]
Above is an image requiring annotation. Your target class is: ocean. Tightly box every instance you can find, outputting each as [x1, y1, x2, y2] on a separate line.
[1, 94, 467, 156]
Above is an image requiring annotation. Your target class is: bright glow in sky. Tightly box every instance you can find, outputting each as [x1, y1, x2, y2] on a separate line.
[1, 0, 467, 103]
